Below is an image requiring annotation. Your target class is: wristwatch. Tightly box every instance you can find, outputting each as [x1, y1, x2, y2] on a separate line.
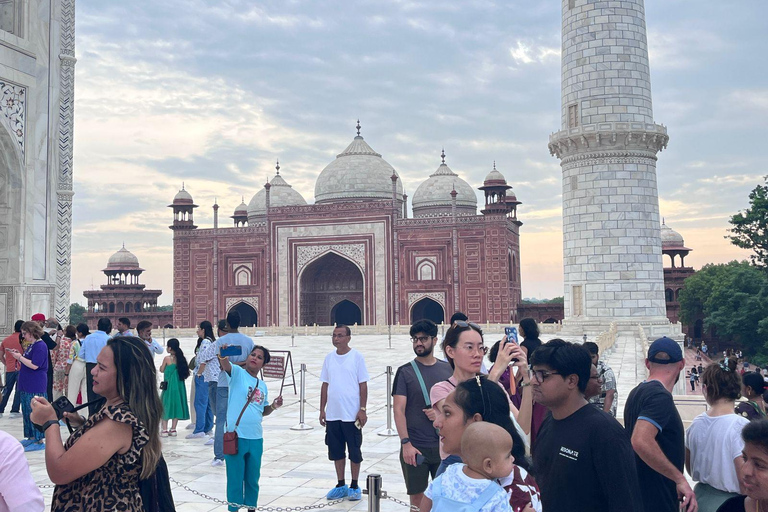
[360, 407, 367, 412]
[401, 437, 410, 445]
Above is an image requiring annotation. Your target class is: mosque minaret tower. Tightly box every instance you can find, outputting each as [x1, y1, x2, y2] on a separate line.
[549, 0, 677, 335]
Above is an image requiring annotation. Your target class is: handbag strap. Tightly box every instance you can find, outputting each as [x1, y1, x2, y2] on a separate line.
[233, 380, 259, 429]
[410, 360, 431, 407]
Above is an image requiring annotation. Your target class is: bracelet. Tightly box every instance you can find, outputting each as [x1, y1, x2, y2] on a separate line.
[519, 381, 532, 388]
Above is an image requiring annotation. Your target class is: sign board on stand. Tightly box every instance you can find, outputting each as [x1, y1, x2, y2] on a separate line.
[259, 350, 297, 395]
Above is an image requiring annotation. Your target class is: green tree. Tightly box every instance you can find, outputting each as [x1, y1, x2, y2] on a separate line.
[679, 261, 768, 356]
[69, 303, 86, 325]
[728, 176, 768, 269]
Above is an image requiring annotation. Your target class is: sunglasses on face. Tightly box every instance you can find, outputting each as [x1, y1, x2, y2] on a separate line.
[411, 336, 432, 344]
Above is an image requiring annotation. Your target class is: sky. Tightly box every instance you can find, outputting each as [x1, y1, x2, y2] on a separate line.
[70, 0, 767, 305]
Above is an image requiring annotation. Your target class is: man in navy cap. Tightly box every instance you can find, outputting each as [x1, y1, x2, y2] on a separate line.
[624, 337, 697, 512]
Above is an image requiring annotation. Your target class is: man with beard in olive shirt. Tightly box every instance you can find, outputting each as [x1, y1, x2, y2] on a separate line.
[531, 339, 641, 512]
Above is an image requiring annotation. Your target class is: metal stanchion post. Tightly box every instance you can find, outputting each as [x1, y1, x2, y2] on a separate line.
[388, 324, 392, 350]
[291, 324, 295, 347]
[290, 363, 314, 431]
[378, 366, 398, 437]
[366, 474, 383, 512]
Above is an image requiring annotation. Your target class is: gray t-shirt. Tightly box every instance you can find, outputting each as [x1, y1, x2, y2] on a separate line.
[392, 359, 453, 448]
[213, 332, 254, 387]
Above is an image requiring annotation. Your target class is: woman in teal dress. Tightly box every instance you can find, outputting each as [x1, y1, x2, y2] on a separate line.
[160, 338, 190, 436]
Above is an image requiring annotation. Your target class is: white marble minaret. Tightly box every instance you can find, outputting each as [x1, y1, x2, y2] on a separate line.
[549, 0, 677, 335]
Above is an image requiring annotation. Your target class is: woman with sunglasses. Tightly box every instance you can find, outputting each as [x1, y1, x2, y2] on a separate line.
[433, 375, 541, 512]
[429, 321, 531, 476]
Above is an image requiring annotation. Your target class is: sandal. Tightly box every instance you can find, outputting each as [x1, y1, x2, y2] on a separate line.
[160, 430, 169, 437]
[169, 429, 177, 437]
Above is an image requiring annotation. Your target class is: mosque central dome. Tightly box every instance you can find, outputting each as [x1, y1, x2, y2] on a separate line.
[106, 246, 142, 270]
[411, 150, 477, 217]
[314, 122, 404, 204]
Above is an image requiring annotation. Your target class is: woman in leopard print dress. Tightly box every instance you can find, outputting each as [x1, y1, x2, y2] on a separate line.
[31, 336, 163, 511]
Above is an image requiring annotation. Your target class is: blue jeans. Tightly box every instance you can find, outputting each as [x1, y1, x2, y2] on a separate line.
[21, 391, 45, 441]
[193, 375, 214, 434]
[214, 386, 229, 460]
[0, 371, 21, 413]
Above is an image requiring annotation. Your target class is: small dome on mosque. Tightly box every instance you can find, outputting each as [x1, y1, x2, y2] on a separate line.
[314, 121, 404, 204]
[483, 166, 507, 185]
[411, 149, 477, 217]
[173, 184, 194, 204]
[233, 199, 248, 217]
[661, 219, 685, 248]
[106, 245, 142, 270]
[247, 162, 307, 222]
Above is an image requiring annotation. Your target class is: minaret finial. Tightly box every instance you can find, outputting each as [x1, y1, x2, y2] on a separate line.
[493, 160, 497, 170]
[356, 119, 361, 137]
[441, 147, 446, 164]
[122, 241, 125, 249]
[662, 217, 665, 225]
[241, 196, 244, 203]
[182, 181, 185, 190]
[275, 159, 280, 175]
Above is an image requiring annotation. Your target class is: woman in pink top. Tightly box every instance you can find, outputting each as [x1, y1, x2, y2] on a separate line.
[52, 325, 75, 400]
[429, 321, 531, 476]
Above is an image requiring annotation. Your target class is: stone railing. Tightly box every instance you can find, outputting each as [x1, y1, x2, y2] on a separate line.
[595, 322, 617, 354]
[638, 324, 650, 379]
[160, 321, 565, 340]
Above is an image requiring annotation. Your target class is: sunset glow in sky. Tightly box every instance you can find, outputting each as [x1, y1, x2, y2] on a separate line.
[70, 1, 765, 305]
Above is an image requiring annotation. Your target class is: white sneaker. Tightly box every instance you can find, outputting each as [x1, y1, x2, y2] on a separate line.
[204, 437, 215, 446]
[211, 458, 224, 467]
[205, 430, 213, 436]
[8, 413, 20, 419]
[186, 432, 207, 439]
[0, 413, 4, 418]
[185, 424, 195, 430]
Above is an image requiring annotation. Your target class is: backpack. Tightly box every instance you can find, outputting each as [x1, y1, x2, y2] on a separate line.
[430, 474, 504, 512]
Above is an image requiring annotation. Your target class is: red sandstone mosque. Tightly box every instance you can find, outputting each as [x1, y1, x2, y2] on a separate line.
[169, 124, 523, 328]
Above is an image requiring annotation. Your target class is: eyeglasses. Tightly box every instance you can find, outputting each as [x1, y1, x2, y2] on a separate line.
[459, 344, 488, 355]
[411, 336, 432, 344]
[529, 369, 561, 382]
[453, 320, 483, 333]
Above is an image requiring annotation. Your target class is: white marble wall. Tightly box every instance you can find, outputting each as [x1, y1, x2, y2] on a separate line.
[553, 0, 670, 327]
[561, 0, 654, 128]
[0, 0, 70, 327]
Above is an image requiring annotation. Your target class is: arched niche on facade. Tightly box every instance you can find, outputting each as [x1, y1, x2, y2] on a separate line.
[299, 252, 364, 326]
[417, 260, 435, 281]
[331, 299, 362, 326]
[229, 301, 258, 327]
[410, 297, 445, 325]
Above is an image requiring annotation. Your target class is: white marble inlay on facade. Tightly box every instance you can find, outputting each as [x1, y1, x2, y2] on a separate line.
[226, 296, 259, 314]
[407, 291, 446, 308]
[296, 243, 366, 275]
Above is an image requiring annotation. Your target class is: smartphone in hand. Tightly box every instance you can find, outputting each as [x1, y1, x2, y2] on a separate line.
[220, 345, 243, 358]
[504, 327, 519, 345]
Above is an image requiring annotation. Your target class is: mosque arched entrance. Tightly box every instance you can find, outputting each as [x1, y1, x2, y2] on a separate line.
[410, 298, 445, 324]
[331, 299, 362, 326]
[299, 252, 364, 326]
[230, 302, 258, 327]
[0, 121, 23, 291]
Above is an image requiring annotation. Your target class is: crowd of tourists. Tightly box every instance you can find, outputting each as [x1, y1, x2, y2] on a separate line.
[3, 312, 768, 512]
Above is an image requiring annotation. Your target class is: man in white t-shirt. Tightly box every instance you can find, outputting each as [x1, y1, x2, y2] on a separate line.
[320, 325, 369, 502]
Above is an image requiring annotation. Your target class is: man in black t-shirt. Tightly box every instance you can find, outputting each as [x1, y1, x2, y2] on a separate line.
[531, 339, 641, 512]
[392, 319, 453, 508]
[624, 337, 696, 512]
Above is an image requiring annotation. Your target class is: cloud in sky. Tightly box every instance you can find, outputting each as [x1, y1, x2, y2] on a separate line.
[70, 1, 767, 306]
